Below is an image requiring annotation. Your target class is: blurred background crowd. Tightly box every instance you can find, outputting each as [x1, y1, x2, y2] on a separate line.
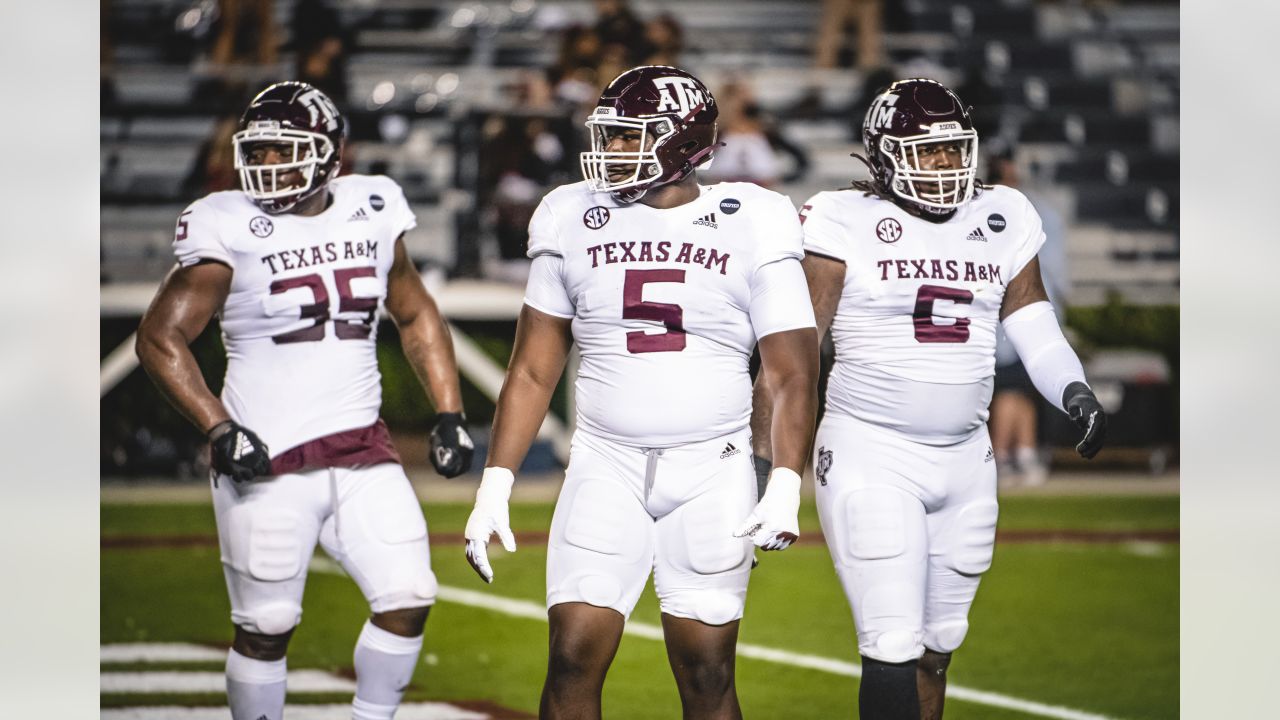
[100, 0, 1179, 483]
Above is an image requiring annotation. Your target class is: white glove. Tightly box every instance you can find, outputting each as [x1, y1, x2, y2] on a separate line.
[733, 467, 801, 551]
[464, 466, 517, 583]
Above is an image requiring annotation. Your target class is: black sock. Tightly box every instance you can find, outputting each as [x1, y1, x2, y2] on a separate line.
[858, 656, 919, 720]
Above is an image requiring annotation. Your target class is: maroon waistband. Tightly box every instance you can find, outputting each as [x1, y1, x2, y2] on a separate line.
[269, 419, 402, 475]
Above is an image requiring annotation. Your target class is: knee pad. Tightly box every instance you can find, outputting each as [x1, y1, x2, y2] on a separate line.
[839, 487, 909, 565]
[860, 628, 924, 664]
[924, 619, 969, 654]
[661, 589, 744, 627]
[549, 572, 628, 613]
[236, 601, 302, 636]
[370, 569, 439, 613]
[944, 501, 998, 576]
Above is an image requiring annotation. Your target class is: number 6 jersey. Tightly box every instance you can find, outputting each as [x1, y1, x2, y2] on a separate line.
[523, 181, 815, 448]
[171, 174, 415, 455]
[801, 185, 1045, 445]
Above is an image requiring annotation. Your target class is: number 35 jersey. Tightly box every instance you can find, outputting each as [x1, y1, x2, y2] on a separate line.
[171, 175, 416, 455]
[801, 185, 1045, 445]
[524, 181, 815, 448]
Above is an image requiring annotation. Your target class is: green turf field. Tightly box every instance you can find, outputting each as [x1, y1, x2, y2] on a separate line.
[102, 494, 1178, 719]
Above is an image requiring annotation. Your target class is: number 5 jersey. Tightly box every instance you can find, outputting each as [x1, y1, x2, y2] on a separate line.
[522, 181, 816, 449]
[800, 185, 1046, 445]
[171, 175, 415, 456]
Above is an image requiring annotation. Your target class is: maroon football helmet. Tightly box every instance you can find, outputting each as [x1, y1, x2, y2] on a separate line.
[580, 65, 719, 203]
[233, 81, 345, 214]
[862, 78, 979, 214]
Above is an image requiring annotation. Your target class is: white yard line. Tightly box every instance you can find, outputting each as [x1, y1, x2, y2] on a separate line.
[308, 560, 1123, 720]
[101, 643, 227, 664]
[101, 670, 355, 694]
[100, 704, 488, 720]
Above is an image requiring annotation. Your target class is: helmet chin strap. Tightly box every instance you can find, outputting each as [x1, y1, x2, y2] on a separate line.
[893, 193, 956, 222]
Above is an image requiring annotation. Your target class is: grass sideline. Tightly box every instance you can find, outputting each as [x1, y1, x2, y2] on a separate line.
[102, 495, 1178, 719]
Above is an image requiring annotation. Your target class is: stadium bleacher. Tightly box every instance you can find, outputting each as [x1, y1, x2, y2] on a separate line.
[101, 0, 1178, 304]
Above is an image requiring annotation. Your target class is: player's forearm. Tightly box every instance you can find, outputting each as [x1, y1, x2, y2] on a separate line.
[486, 369, 558, 470]
[766, 372, 818, 474]
[749, 374, 774, 460]
[400, 313, 464, 414]
[1001, 301, 1087, 413]
[135, 332, 229, 434]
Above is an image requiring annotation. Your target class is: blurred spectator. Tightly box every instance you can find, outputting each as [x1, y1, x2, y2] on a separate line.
[477, 113, 573, 279]
[708, 80, 810, 186]
[292, 0, 349, 103]
[548, 24, 603, 109]
[593, 0, 645, 61]
[814, 0, 884, 70]
[986, 149, 1072, 486]
[512, 69, 556, 112]
[183, 115, 241, 197]
[709, 81, 779, 186]
[595, 43, 632, 93]
[640, 13, 684, 67]
[210, 0, 280, 69]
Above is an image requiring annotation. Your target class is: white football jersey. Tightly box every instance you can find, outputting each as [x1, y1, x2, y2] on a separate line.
[802, 185, 1044, 445]
[171, 175, 416, 456]
[524, 181, 814, 448]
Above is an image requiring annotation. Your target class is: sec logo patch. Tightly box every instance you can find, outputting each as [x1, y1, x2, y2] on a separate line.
[583, 206, 611, 229]
[719, 198, 741, 214]
[876, 217, 903, 243]
[249, 216, 274, 238]
[987, 213, 1006, 232]
[370, 194, 386, 211]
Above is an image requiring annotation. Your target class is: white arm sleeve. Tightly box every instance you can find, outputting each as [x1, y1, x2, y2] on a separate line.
[1001, 301, 1086, 413]
[522, 254, 575, 318]
[750, 257, 816, 340]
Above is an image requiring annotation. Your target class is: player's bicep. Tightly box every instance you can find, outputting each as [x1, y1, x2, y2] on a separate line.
[509, 304, 574, 390]
[139, 261, 233, 346]
[802, 251, 846, 337]
[384, 236, 436, 326]
[1000, 255, 1050, 320]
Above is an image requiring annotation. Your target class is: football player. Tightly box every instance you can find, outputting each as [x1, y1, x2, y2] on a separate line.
[754, 78, 1107, 719]
[463, 66, 819, 719]
[135, 81, 474, 720]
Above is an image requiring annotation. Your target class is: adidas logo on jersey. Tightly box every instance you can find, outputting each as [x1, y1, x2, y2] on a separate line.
[348, 207, 370, 222]
[984, 446, 994, 463]
[966, 227, 988, 242]
[692, 212, 718, 229]
[720, 442, 741, 459]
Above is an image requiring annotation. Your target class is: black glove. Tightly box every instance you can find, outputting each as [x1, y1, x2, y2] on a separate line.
[430, 412, 475, 478]
[208, 420, 272, 482]
[1062, 381, 1107, 460]
[752, 454, 772, 502]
